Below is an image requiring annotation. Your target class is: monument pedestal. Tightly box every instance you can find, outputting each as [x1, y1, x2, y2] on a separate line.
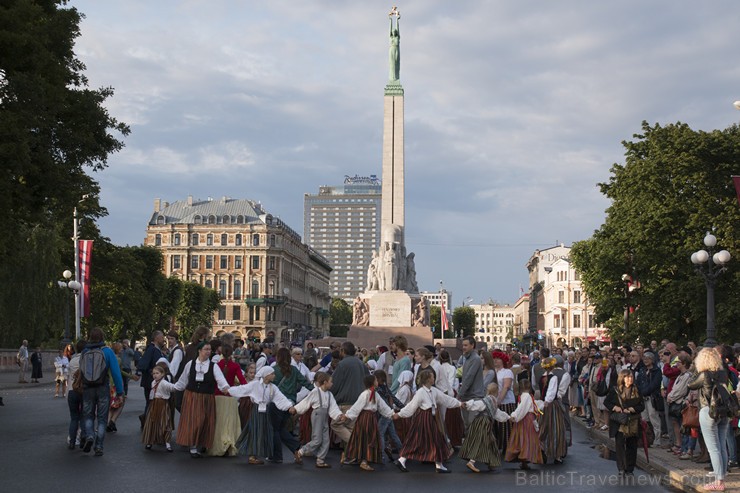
[347, 291, 431, 349]
[346, 324, 432, 351]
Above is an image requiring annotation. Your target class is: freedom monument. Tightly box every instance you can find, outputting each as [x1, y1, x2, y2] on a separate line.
[348, 7, 431, 349]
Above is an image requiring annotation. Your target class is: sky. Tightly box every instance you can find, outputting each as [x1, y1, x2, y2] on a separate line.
[71, 1, 740, 306]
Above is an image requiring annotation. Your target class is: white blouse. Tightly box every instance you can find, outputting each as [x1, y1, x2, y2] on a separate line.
[293, 388, 342, 420]
[149, 379, 177, 400]
[464, 396, 511, 422]
[395, 384, 413, 405]
[228, 380, 293, 412]
[435, 363, 456, 396]
[509, 392, 539, 422]
[345, 389, 394, 421]
[398, 385, 461, 419]
[173, 358, 231, 393]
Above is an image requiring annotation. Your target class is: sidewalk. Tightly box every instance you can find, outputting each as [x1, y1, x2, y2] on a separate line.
[574, 415, 739, 492]
[0, 371, 56, 391]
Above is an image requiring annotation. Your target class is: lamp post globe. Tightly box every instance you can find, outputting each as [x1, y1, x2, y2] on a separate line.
[63, 270, 72, 280]
[734, 100, 740, 111]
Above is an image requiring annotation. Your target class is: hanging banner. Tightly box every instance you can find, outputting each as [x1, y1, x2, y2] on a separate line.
[79, 240, 93, 317]
[733, 176, 740, 208]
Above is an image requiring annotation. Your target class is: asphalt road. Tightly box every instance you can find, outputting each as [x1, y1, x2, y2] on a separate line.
[0, 385, 672, 493]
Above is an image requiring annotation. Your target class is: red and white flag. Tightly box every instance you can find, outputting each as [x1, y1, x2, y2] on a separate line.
[733, 176, 740, 208]
[441, 301, 449, 333]
[79, 240, 93, 317]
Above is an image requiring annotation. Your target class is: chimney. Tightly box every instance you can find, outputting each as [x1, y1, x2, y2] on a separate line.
[187, 195, 193, 206]
[154, 198, 161, 212]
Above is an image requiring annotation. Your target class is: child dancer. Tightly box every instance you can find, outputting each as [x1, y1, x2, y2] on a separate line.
[459, 382, 511, 473]
[394, 369, 463, 474]
[374, 370, 405, 462]
[142, 363, 176, 452]
[393, 370, 414, 443]
[238, 363, 256, 429]
[291, 372, 344, 468]
[344, 374, 394, 471]
[230, 366, 295, 465]
[505, 379, 543, 469]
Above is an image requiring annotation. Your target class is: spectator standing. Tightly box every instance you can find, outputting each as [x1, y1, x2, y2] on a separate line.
[30, 346, 43, 383]
[119, 339, 135, 395]
[17, 340, 29, 383]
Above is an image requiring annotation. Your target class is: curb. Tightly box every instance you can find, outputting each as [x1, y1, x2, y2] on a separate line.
[574, 418, 712, 493]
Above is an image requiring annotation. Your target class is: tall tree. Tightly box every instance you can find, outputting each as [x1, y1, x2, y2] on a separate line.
[452, 306, 476, 338]
[329, 298, 352, 325]
[571, 121, 740, 344]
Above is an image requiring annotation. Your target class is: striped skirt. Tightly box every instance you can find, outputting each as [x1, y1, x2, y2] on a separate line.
[497, 402, 517, 453]
[505, 413, 543, 464]
[345, 410, 381, 464]
[176, 390, 216, 449]
[459, 414, 501, 467]
[445, 406, 465, 447]
[395, 416, 411, 444]
[400, 408, 452, 464]
[539, 399, 568, 463]
[142, 398, 173, 445]
[238, 397, 253, 430]
[236, 407, 273, 458]
[207, 395, 241, 457]
[299, 408, 313, 445]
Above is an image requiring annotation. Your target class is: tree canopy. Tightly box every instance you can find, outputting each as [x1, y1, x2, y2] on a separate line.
[452, 306, 476, 338]
[571, 121, 740, 345]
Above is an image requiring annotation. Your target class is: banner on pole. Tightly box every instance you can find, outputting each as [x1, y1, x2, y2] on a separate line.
[78, 240, 93, 317]
[732, 176, 740, 208]
[441, 301, 449, 334]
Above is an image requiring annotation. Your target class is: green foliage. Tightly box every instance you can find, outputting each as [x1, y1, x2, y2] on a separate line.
[453, 306, 476, 337]
[176, 281, 219, 342]
[430, 305, 441, 338]
[571, 121, 740, 345]
[329, 324, 349, 338]
[330, 298, 352, 325]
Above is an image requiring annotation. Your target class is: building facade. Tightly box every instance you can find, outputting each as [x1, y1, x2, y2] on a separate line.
[303, 176, 382, 302]
[526, 245, 606, 348]
[420, 290, 453, 311]
[145, 196, 332, 343]
[470, 302, 515, 348]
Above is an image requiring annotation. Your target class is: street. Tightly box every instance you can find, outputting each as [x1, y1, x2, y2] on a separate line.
[0, 385, 673, 493]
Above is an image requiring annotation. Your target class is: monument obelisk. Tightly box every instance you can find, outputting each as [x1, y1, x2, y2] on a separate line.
[348, 7, 430, 349]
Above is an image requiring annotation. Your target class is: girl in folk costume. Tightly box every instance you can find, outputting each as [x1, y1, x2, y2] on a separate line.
[142, 363, 176, 452]
[230, 366, 295, 465]
[238, 363, 256, 429]
[173, 341, 232, 458]
[459, 382, 512, 473]
[505, 379, 544, 469]
[344, 374, 394, 471]
[393, 370, 414, 443]
[373, 370, 405, 462]
[208, 344, 247, 456]
[394, 369, 463, 474]
[291, 372, 345, 468]
[491, 350, 517, 454]
[538, 357, 568, 464]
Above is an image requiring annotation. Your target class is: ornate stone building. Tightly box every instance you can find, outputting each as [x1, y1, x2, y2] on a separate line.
[145, 196, 332, 343]
[470, 302, 515, 348]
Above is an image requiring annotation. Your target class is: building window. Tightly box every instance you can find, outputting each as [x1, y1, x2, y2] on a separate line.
[235, 234, 242, 246]
[233, 305, 241, 320]
[573, 314, 581, 328]
[207, 234, 213, 246]
[191, 255, 199, 269]
[219, 280, 227, 298]
[218, 306, 226, 320]
[251, 280, 259, 297]
[205, 279, 212, 289]
[252, 234, 260, 246]
[221, 233, 228, 246]
[268, 281, 275, 296]
[554, 314, 561, 328]
[220, 255, 228, 269]
[194, 215, 202, 224]
[254, 306, 260, 321]
[269, 234, 276, 247]
[192, 233, 199, 246]
[206, 255, 214, 269]
[155, 234, 161, 246]
[558, 291, 564, 304]
[588, 314, 596, 328]
[172, 255, 181, 270]
[234, 280, 242, 300]
[174, 233, 181, 246]
[574, 271, 581, 281]
[252, 256, 260, 270]
[573, 290, 581, 303]
[235, 256, 242, 269]
[268, 257, 275, 270]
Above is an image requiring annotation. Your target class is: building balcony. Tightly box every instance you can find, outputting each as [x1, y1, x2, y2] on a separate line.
[245, 295, 287, 306]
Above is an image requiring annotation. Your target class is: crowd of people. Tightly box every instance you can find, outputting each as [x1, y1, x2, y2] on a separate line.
[56, 328, 739, 489]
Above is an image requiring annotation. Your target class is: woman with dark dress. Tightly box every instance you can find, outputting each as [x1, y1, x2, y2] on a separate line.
[604, 368, 645, 477]
[30, 347, 43, 383]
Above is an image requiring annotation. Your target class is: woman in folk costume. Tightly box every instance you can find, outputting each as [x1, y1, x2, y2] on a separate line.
[491, 350, 517, 454]
[394, 369, 463, 474]
[142, 363, 176, 452]
[393, 370, 414, 443]
[173, 341, 232, 458]
[230, 366, 295, 464]
[505, 379, 544, 469]
[238, 363, 256, 429]
[459, 382, 512, 473]
[437, 350, 464, 448]
[208, 344, 247, 456]
[344, 374, 395, 471]
[292, 372, 345, 468]
[272, 347, 313, 463]
[538, 357, 568, 464]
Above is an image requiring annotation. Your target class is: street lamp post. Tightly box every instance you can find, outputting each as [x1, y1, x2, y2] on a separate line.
[690, 232, 731, 348]
[439, 280, 445, 343]
[57, 270, 81, 344]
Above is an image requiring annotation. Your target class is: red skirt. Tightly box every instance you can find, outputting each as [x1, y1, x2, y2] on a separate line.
[445, 406, 464, 447]
[176, 390, 216, 449]
[395, 416, 411, 444]
[345, 410, 382, 464]
[505, 413, 543, 464]
[400, 408, 452, 463]
[299, 408, 313, 445]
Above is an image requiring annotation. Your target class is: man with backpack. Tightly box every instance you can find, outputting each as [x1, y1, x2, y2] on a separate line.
[80, 327, 124, 456]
